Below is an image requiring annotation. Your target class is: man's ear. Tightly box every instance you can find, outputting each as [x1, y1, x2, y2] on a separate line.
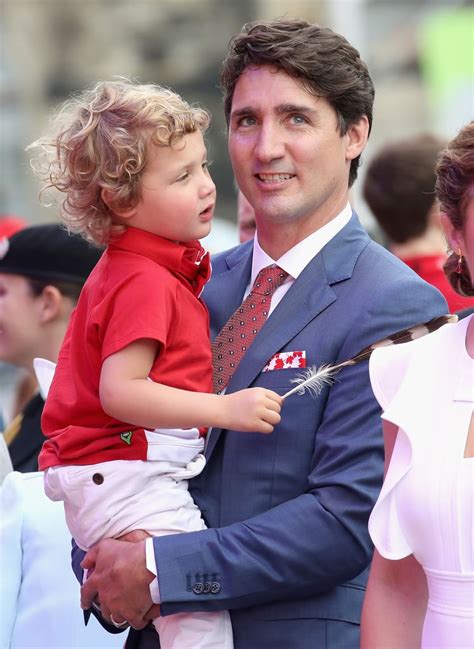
[439, 212, 463, 254]
[345, 116, 369, 161]
[101, 188, 136, 220]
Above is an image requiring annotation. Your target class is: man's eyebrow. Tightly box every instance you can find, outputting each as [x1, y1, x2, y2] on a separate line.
[230, 106, 255, 120]
[276, 103, 317, 115]
[230, 104, 317, 119]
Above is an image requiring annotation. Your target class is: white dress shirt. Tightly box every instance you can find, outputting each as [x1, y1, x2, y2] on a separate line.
[247, 203, 352, 312]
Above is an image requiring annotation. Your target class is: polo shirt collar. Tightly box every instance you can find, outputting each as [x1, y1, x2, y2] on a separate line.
[109, 226, 210, 296]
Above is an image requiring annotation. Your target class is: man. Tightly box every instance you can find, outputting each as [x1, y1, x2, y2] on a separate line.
[79, 19, 447, 648]
[0, 223, 102, 471]
[363, 133, 474, 313]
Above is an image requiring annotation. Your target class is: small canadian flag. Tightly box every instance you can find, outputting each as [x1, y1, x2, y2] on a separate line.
[262, 350, 306, 372]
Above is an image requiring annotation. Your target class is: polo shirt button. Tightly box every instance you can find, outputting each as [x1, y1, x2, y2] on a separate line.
[202, 582, 212, 594]
[192, 583, 204, 595]
[210, 581, 221, 594]
[92, 473, 104, 485]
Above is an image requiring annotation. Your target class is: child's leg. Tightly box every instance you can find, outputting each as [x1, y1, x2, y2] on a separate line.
[154, 610, 233, 649]
[135, 463, 234, 649]
[45, 458, 235, 648]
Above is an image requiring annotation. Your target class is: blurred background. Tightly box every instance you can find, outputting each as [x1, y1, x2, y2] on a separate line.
[1, 0, 473, 251]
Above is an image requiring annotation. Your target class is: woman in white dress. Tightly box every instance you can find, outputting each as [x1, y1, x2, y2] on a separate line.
[361, 121, 474, 648]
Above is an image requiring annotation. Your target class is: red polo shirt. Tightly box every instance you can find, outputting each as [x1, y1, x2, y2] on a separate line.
[39, 227, 212, 469]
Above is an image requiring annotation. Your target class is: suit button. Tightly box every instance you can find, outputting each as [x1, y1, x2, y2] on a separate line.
[92, 473, 104, 485]
[202, 582, 211, 594]
[210, 581, 221, 594]
[192, 583, 204, 595]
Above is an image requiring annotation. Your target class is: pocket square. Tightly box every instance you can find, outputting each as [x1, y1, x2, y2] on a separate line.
[262, 351, 306, 372]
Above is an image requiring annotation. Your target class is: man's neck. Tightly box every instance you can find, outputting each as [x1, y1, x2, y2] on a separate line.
[255, 201, 350, 260]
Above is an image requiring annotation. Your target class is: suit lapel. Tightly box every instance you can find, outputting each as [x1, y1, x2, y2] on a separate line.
[227, 253, 335, 393]
[205, 214, 369, 459]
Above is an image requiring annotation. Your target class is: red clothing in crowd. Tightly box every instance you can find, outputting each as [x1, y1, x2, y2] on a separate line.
[401, 254, 474, 314]
[39, 227, 212, 469]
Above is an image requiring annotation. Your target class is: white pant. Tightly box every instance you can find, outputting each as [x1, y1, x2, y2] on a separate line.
[44, 453, 233, 649]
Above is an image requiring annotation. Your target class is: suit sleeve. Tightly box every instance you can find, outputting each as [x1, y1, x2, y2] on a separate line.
[152, 276, 447, 615]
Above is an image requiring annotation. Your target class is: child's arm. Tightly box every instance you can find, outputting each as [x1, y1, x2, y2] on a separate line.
[99, 338, 281, 434]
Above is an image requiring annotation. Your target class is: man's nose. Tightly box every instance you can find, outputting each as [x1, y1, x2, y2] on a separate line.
[254, 123, 285, 163]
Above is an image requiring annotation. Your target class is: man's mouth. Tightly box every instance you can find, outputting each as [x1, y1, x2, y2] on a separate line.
[255, 173, 294, 183]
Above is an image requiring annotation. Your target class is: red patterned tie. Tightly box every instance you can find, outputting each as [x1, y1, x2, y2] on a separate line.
[212, 265, 288, 393]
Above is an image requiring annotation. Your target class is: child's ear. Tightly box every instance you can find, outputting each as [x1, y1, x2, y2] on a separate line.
[101, 188, 136, 220]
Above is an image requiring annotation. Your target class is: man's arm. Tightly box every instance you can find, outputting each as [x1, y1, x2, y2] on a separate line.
[80, 352, 382, 622]
[152, 278, 448, 615]
[80, 277, 447, 622]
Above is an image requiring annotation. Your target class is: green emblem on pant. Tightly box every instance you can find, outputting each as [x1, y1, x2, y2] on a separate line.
[120, 431, 133, 445]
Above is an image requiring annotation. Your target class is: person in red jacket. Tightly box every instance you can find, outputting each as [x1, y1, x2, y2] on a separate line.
[363, 133, 474, 314]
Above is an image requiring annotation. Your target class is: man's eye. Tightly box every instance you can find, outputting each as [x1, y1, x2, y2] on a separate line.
[202, 160, 213, 170]
[238, 116, 256, 127]
[290, 114, 307, 125]
[176, 172, 190, 182]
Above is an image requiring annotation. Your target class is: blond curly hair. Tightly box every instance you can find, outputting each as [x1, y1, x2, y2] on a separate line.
[28, 79, 210, 244]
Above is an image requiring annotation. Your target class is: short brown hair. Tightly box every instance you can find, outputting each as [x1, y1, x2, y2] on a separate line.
[363, 134, 446, 244]
[435, 121, 474, 297]
[29, 79, 210, 245]
[221, 19, 374, 187]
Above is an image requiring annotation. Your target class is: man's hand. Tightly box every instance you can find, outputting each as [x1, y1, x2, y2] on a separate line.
[81, 537, 156, 629]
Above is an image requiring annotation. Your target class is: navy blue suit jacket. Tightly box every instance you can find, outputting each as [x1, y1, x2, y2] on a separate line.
[75, 213, 447, 648]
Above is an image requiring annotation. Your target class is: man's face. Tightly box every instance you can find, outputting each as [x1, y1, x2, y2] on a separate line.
[228, 65, 367, 234]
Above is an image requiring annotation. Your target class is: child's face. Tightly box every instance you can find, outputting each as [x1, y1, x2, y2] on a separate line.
[0, 274, 44, 369]
[127, 130, 216, 242]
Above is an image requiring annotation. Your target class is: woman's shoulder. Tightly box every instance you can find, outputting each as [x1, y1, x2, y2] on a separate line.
[369, 315, 466, 409]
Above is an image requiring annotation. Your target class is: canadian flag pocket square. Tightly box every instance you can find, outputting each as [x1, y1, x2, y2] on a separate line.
[262, 351, 306, 372]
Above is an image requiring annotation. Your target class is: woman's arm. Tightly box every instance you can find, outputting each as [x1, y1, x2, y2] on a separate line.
[360, 420, 428, 647]
[361, 550, 427, 648]
[99, 338, 281, 434]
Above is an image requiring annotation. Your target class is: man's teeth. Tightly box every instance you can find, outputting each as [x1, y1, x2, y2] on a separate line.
[258, 173, 292, 181]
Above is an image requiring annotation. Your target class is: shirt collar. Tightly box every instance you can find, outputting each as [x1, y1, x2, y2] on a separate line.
[109, 226, 211, 296]
[250, 203, 352, 285]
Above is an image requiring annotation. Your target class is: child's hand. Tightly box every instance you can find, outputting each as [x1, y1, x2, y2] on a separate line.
[224, 388, 282, 434]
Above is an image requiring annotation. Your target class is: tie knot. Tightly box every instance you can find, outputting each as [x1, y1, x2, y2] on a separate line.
[251, 265, 288, 297]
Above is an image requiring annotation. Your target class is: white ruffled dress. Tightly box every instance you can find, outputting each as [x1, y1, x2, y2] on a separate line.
[369, 315, 474, 648]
